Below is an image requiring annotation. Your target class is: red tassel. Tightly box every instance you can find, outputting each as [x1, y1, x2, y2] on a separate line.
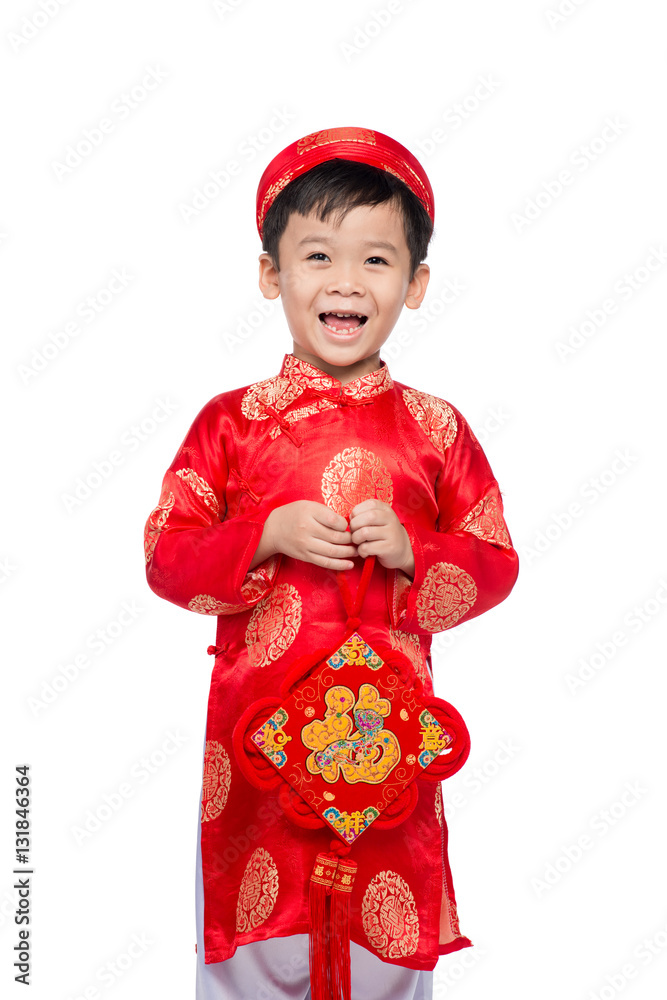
[330, 858, 357, 1000]
[308, 853, 337, 1000]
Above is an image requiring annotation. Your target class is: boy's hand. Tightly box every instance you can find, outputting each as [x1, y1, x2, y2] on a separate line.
[264, 500, 358, 571]
[349, 499, 415, 577]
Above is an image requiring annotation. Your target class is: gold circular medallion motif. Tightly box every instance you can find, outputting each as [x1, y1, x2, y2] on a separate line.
[416, 563, 477, 632]
[321, 447, 393, 518]
[362, 870, 420, 958]
[402, 388, 457, 455]
[245, 584, 302, 668]
[236, 847, 279, 934]
[201, 740, 232, 823]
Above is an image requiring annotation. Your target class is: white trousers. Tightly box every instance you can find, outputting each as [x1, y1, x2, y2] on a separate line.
[195, 782, 433, 999]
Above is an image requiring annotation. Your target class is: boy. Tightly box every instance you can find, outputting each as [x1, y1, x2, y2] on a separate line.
[144, 126, 519, 1000]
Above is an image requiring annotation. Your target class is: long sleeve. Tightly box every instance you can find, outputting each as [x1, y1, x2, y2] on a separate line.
[144, 396, 281, 615]
[391, 404, 519, 635]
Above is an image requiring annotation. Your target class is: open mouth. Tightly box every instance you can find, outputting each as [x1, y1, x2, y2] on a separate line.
[319, 312, 368, 334]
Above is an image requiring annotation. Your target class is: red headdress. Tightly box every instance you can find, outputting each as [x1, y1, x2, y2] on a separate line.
[255, 126, 435, 238]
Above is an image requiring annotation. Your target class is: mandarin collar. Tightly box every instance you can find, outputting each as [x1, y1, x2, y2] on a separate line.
[279, 353, 393, 402]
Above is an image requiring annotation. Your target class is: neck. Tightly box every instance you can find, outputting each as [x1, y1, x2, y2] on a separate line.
[291, 347, 382, 385]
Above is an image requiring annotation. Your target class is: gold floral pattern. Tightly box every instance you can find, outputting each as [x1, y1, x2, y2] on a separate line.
[175, 468, 220, 517]
[434, 782, 443, 827]
[346, 365, 393, 400]
[282, 353, 337, 392]
[245, 583, 302, 668]
[416, 563, 477, 632]
[284, 353, 393, 400]
[389, 628, 430, 688]
[447, 896, 462, 937]
[267, 398, 337, 439]
[402, 388, 457, 455]
[188, 594, 248, 615]
[241, 374, 302, 422]
[321, 447, 393, 518]
[452, 486, 512, 549]
[241, 356, 392, 436]
[362, 870, 420, 958]
[201, 740, 231, 823]
[236, 848, 279, 934]
[240, 555, 281, 602]
[257, 171, 294, 230]
[144, 487, 175, 564]
[188, 557, 280, 616]
[296, 127, 377, 153]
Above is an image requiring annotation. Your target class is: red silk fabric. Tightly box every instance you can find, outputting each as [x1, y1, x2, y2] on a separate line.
[144, 353, 519, 969]
[256, 126, 435, 237]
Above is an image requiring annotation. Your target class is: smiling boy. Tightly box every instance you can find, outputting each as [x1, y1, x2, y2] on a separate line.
[144, 127, 519, 1000]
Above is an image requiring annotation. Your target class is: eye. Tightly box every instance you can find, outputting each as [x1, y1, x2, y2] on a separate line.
[307, 252, 330, 262]
[366, 256, 388, 265]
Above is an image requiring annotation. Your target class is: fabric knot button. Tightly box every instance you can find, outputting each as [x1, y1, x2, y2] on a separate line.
[207, 643, 229, 656]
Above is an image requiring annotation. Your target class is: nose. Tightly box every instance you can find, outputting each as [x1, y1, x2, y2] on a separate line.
[325, 262, 365, 297]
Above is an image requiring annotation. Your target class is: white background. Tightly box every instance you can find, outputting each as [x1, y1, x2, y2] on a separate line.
[2, 1, 666, 998]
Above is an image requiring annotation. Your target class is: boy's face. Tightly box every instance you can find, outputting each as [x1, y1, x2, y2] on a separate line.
[258, 200, 430, 380]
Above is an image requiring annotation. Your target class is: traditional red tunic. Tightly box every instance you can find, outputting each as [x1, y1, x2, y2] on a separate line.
[144, 352, 519, 970]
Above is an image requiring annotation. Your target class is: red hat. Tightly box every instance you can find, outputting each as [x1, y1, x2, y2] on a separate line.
[256, 126, 435, 238]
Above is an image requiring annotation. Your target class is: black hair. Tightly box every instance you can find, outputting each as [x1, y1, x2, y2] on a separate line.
[261, 158, 434, 281]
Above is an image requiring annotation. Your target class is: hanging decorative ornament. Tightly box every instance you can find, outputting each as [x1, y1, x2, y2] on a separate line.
[233, 554, 470, 1000]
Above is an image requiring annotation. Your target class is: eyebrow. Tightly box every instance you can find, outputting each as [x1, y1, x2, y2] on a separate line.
[297, 235, 398, 253]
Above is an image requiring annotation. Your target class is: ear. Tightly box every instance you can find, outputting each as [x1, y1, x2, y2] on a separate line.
[404, 263, 430, 310]
[258, 252, 281, 300]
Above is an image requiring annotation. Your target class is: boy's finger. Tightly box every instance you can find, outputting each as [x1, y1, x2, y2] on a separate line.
[315, 506, 349, 532]
[314, 554, 356, 571]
